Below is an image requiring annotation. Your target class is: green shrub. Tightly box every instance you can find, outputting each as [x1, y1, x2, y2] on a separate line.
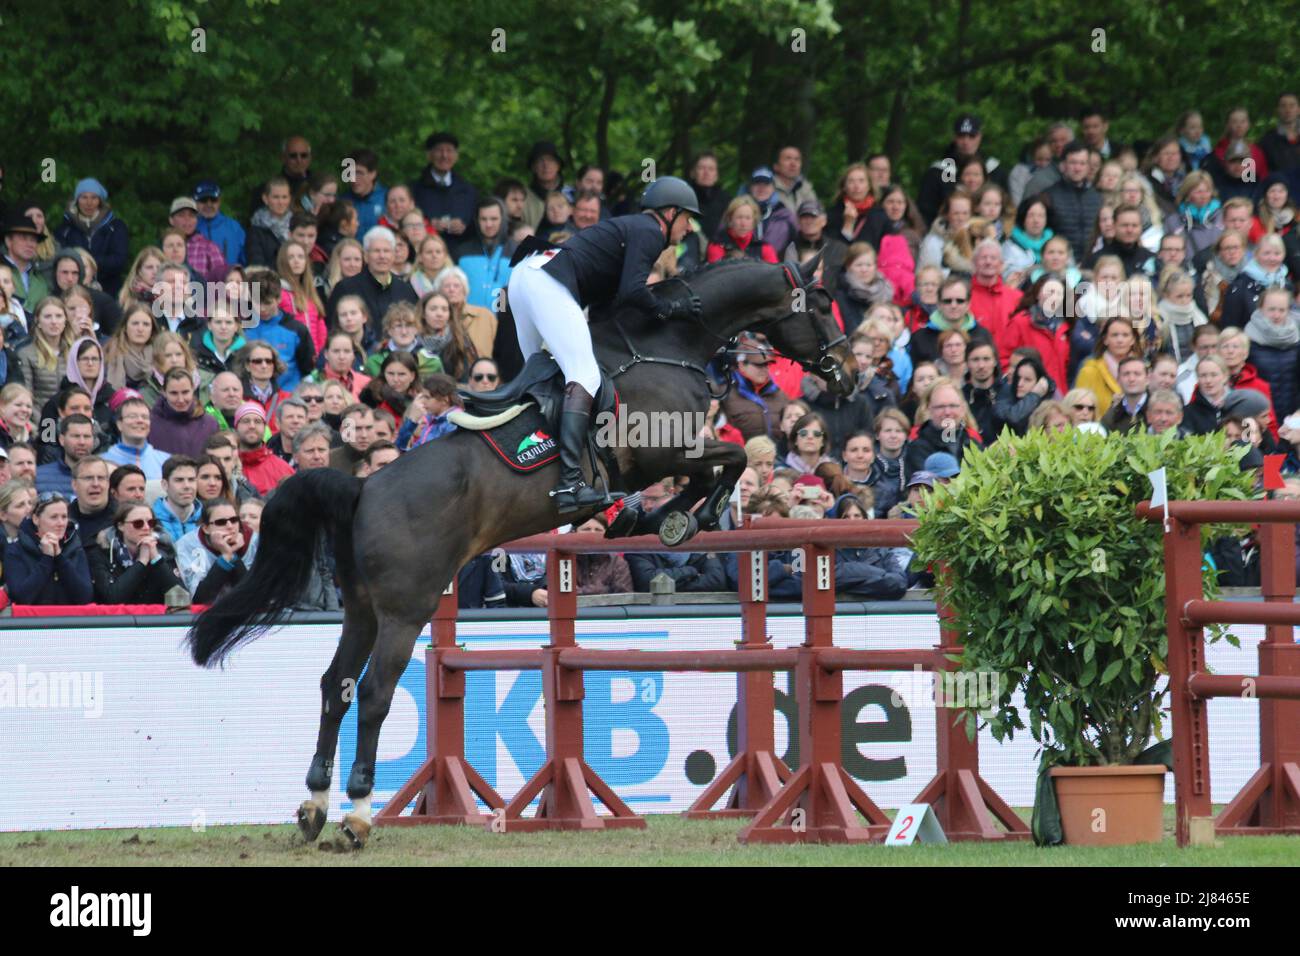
[910, 427, 1256, 766]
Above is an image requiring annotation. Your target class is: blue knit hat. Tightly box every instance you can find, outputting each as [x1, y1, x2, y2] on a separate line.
[73, 177, 108, 201]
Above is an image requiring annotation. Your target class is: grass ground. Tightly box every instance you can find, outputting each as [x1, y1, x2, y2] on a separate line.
[2, 810, 1297, 866]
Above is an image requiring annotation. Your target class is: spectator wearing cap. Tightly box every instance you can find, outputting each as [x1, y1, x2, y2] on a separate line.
[234, 402, 293, 495]
[344, 148, 388, 236]
[1204, 138, 1264, 205]
[3, 489, 93, 605]
[721, 339, 792, 443]
[411, 132, 478, 240]
[917, 114, 1009, 227]
[785, 199, 847, 293]
[522, 141, 567, 231]
[51, 178, 130, 296]
[324, 227, 419, 336]
[193, 181, 246, 267]
[102, 396, 170, 480]
[168, 197, 227, 284]
[741, 167, 796, 258]
[772, 146, 819, 217]
[706, 196, 778, 264]
[3, 212, 53, 309]
[922, 451, 960, 482]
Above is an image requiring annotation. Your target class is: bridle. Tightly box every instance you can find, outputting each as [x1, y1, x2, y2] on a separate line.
[778, 263, 848, 386]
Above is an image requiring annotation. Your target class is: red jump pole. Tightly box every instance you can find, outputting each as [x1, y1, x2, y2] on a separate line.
[687, 546, 793, 818]
[502, 549, 645, 831]
[741, 543, 891, 843]
[910, 582, 1031, 841]
[1166, 515, 1214, 847]
[1215, 521, 1300, 836]
[375, 576, 506, 827]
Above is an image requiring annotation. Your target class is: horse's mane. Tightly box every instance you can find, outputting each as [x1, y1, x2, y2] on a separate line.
[600, 257, 785, 337]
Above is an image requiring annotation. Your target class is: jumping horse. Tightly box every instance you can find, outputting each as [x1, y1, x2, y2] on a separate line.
[187, 252, 853, 847]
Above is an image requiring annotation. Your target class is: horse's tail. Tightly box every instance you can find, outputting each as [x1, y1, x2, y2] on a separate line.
[187, 468, 363, 668]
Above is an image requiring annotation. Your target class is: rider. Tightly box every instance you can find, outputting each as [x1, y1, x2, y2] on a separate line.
[507, 176, 702, 513]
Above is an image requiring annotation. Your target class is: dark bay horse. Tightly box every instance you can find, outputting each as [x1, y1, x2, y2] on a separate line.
[187, 253, 852, 847]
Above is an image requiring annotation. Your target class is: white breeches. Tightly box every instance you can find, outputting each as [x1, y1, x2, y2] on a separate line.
[507, 255, 602, 395]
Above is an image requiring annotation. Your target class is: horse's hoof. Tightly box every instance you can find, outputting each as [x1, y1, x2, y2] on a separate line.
[297, 802, 327, 842]
[340, 814, 371, 850]
[658, 510, 699, 547]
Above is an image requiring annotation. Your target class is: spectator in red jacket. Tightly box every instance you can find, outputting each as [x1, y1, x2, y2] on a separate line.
[968, 238, 1021, 352]
[233, 402, 293, 496]
[706, 197, 778, 264]
[999, 274, 1070, 393]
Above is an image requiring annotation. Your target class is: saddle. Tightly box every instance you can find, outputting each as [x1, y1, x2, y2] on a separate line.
[450, 352, 621, 477]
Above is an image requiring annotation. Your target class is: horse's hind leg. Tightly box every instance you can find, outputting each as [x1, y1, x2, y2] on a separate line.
[339, 611, 427, 849]
[297, 600, 379, 842]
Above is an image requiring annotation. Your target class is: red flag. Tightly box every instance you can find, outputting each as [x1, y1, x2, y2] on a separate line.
[1263, 454, 1285, 491]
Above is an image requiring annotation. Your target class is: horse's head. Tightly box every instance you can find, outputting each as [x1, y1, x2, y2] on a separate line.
[760, 252, 856, 397]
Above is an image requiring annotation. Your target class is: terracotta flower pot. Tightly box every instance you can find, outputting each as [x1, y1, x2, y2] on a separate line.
[1050, 765, 1166, 846]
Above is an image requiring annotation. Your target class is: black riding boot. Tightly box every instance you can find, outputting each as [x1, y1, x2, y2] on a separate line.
[551, 382, 624, 514]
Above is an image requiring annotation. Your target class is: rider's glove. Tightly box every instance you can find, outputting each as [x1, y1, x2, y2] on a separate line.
[655, 295, 702, 322]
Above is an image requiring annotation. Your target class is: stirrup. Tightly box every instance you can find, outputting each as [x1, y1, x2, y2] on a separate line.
[551, 480, 622, 514]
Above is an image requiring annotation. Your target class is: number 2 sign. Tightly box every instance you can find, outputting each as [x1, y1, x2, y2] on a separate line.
[884, 803, 947, 845]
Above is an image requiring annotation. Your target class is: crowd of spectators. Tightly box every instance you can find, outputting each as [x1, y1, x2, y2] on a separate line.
[4, 97, 1300, 607]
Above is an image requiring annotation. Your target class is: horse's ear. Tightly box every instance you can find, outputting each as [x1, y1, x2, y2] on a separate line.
[798, 250, 824, 286]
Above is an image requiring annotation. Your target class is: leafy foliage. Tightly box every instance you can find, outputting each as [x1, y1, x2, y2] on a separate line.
[910, 428, 1255, 767]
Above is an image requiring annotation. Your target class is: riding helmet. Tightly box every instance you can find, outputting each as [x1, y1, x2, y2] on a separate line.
[640, 176, 701, 216]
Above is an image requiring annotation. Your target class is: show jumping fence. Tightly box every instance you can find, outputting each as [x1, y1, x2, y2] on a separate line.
[1138, 500, 1300, 847]
[374, 517, 1030, 844]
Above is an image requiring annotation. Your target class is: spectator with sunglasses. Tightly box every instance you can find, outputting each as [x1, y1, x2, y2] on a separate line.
[3, 490, 94, 605]
[87, 502, 184, 604]
[466, 357, 500, 391]
[783, 412, 836, 475]
[174, 498, 259, 603]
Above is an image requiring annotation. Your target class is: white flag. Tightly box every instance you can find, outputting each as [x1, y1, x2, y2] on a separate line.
[1147, 467, 1170, 532]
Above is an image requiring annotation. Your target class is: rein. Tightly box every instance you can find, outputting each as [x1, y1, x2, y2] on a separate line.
[609, 276, 730, 399]
[607, 265, 848, 398]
